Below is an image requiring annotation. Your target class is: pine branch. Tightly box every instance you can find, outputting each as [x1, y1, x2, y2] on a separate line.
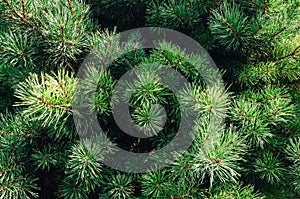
[180, 163, 190, 171]
[247, 25, 264, 37]
[0, 130, 34, 137]
[0, 162, 16, 175]
[105, 36, 113, 56]
[3, 0, 22, 19]
[21, 0, 27, 19]
[89, 80, 111, 92]
[160, 50, 173, 65]
[160, 50, 182, 69]
[264, 95, 278, 103]
[60, 24, 65, 47]
[261, 2, 269, 16]
[2, 0, 47, 40]
[276, 45, 300, 61]
[91, 44, 105, 63]
[1, 12, 18, 22]
[75, 10, 84, 25]
[67, 0, 75, 16]
[170, 7, 183, 23]
[153, 9, 172, 25]
[37, 96, 72, 111]
[266, 107, 282, 119]
[237, 108, 251, 121]
[0, 175, 23, 191]
[222, 18, 239, 38]
[269, 24, 288, 38]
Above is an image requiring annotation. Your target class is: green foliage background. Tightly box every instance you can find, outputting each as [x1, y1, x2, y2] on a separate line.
[0, 0, 299, 198]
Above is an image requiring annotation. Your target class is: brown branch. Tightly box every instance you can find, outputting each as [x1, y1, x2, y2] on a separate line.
[160, 50, 184, 71]
[222, 19, 239, 38]
[3, 0, 22, 18]
[21, 0, 27, 19]
[0, 130, 34, 137]
[276, 45, 300, 61]
[91, 44, 105, 63]
[180, 163, 190, 171]
[133, 45, 137, 58]
[160, 50, 182, 69]
[0, 175, 22, 191]
[105, 36, 113, 56]
[237, 108, 251, 121]
[153, 10, 172, 25]
[0, 162, 16, 175]
[170, 196, 184, 199]
[160, 50, 172, 65]
[76, 10, 85, 26]
[37, 96, 72, 111]
[247, 25, 264, 37]
[283, 67, 299, 71]
[262, 2, 269, 16]
[89, 80, 111, 92]
[3, 0, 47, 40]
[67, 0, 74, 16]
[264, 95, 277, 103]
[58, 82, 70, 103]
[269, 24, 288, 38]
[201, 130, 212, 151]
[266, 107, 282, 119]
[1, 13, 19, 21]
[170, 7, 183, 22]
[60, 24, 65, 47]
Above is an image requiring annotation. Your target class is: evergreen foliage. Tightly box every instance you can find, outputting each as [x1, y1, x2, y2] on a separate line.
[0, 0, 299, 198]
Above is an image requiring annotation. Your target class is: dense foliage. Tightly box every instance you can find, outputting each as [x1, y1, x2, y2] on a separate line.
[0, 0, 299, 198]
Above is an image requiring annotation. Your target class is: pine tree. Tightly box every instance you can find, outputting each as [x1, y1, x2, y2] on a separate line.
[0, 0, 299, 198]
